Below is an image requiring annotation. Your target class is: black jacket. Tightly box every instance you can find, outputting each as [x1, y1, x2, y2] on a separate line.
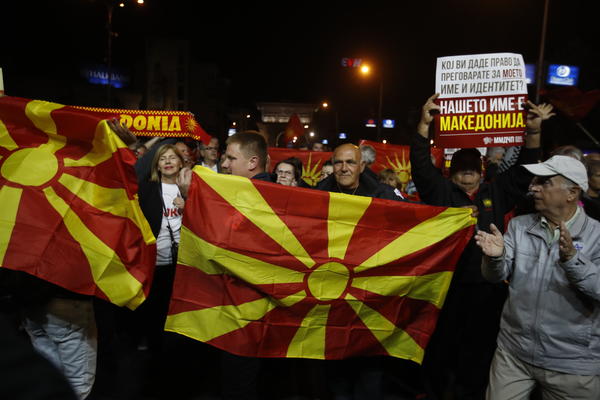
[316, 171, 405, 201]
[410, 134, 540, 283]
[135, 138, 178, 238]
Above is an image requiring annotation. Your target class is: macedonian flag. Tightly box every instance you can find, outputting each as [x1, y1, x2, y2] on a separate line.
[0, 96, 156, 309]
[165, 167, 475, 362]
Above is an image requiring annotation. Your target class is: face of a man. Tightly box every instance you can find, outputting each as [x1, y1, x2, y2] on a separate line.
[275, 163, 297, 186]
[222, 142, 254, 178]
[204, 138, 219, 163]
[451, 170, 481, 195]
[589, 169, 600, 194]
[320, 165, 333, 181]
[529, 175, 573, 214]
[175, 142, 190, 159]
[312, 143, 324, 152]
[333, 145, 364, 190]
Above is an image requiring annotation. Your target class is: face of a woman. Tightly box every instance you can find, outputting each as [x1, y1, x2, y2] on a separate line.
[276, 163, 297, 186]
[157, 149, 183, 179]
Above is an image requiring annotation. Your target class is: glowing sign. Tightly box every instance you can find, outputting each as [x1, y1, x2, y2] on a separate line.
[547, 64, 579, 86]
[382, 119, 395, 129]
[81, 66, 129, 88]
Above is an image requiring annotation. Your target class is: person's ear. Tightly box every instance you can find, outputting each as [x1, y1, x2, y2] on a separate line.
[248, 155, 258, 171]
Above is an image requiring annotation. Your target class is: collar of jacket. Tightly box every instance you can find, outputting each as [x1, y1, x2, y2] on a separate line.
[527, 207, 588, 241]
[317, 171, 379, 194]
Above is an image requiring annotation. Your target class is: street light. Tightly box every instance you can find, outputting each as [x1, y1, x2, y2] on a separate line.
[359, 63, 383, 142]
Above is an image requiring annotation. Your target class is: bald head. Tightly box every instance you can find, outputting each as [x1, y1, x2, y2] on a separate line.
[332, 144, 365, 190]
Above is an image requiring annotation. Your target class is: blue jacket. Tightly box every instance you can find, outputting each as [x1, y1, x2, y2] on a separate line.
[483, 210, 600, 375]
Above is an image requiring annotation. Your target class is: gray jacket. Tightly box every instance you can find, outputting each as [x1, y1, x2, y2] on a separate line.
[482, 209, 600, 375]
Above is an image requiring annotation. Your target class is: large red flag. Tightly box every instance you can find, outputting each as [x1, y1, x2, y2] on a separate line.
[269, 148, 332, 186]
[165, 167, 475, 362]
[0, 96, 156, 309]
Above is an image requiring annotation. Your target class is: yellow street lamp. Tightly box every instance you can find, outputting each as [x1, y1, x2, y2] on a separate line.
[359, 63, 383, 141]
[322, 101, 329, 108]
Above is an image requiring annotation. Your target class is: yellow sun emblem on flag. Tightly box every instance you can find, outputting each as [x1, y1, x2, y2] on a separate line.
[185, 118, 198, 133]
[165, 167, 476, 361]
[301, 153, 324, 186]
[379, 150, 411, 191]
[0, 99, 155, 309]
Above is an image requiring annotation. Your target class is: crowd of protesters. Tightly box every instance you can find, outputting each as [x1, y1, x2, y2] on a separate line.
[2, 93, 600, 400]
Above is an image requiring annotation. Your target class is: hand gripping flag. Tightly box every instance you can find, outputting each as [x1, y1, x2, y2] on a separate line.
[0, 96, 156, 310]
[165, 167, 475, 362]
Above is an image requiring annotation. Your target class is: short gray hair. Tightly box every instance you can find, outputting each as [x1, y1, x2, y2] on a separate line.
[360, 144, 376, 165]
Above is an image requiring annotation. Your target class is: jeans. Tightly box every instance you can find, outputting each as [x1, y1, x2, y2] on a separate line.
[22, 297, 97, 399]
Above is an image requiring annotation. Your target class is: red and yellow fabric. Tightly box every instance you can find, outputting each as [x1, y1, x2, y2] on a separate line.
[165, 167, 475, 362]
[0, 96, 156, 310]
[359, 140, 445, 192]
[269, 148, 333, 186]
[74, 106, 212, 144]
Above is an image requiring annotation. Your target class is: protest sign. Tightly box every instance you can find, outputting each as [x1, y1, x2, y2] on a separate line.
[435, 53, 528, 148]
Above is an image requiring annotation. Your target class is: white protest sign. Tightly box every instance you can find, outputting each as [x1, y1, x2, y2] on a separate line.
[434, 53, 528, 148]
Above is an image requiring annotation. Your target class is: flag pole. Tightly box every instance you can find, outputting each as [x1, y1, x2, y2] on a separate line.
[535, 0, 550, 103]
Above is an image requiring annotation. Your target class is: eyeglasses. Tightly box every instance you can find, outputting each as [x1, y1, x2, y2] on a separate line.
[276, 170, 294, 176]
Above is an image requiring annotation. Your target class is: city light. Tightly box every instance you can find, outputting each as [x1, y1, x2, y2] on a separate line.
[360, 65, 370, 75]
[322, 102, 329, 108]
[232, 122, 236, 126]
[246, 114, 251, 119]
[382, 139, 387, 144]
[304, 124, 309, 129]
[137, 0, 144, 4]
[309, 132, 315, 137]
[119, 2, 125, 7]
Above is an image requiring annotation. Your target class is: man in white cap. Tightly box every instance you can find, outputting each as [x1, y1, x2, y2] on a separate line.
[475, 155, 600, 399]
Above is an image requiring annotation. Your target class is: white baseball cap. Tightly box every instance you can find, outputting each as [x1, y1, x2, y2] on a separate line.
[523, 155, 588, 192]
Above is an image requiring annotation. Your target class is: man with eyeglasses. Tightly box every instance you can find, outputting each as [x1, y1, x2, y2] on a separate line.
[476, 155, 600, 399]
[199, 137, 221, 173]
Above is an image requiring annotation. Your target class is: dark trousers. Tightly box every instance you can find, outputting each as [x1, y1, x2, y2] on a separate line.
[422, 282, 507, 400]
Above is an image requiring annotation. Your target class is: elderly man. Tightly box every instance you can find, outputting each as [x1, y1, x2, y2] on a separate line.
[316, 143, 409, 399]
[475, 155, 600, 399]
[411, 94, 555, 400]
[199, 137, 221, 173]
[317, 143, 403, 200]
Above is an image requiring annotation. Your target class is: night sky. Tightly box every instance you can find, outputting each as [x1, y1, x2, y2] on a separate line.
[2, 0, 599, 147]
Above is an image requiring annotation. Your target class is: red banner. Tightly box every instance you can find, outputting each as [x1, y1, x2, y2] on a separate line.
[74, 106, 211, 144]
[269, 148, 332, 186]
[359, 140, 444, 192]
